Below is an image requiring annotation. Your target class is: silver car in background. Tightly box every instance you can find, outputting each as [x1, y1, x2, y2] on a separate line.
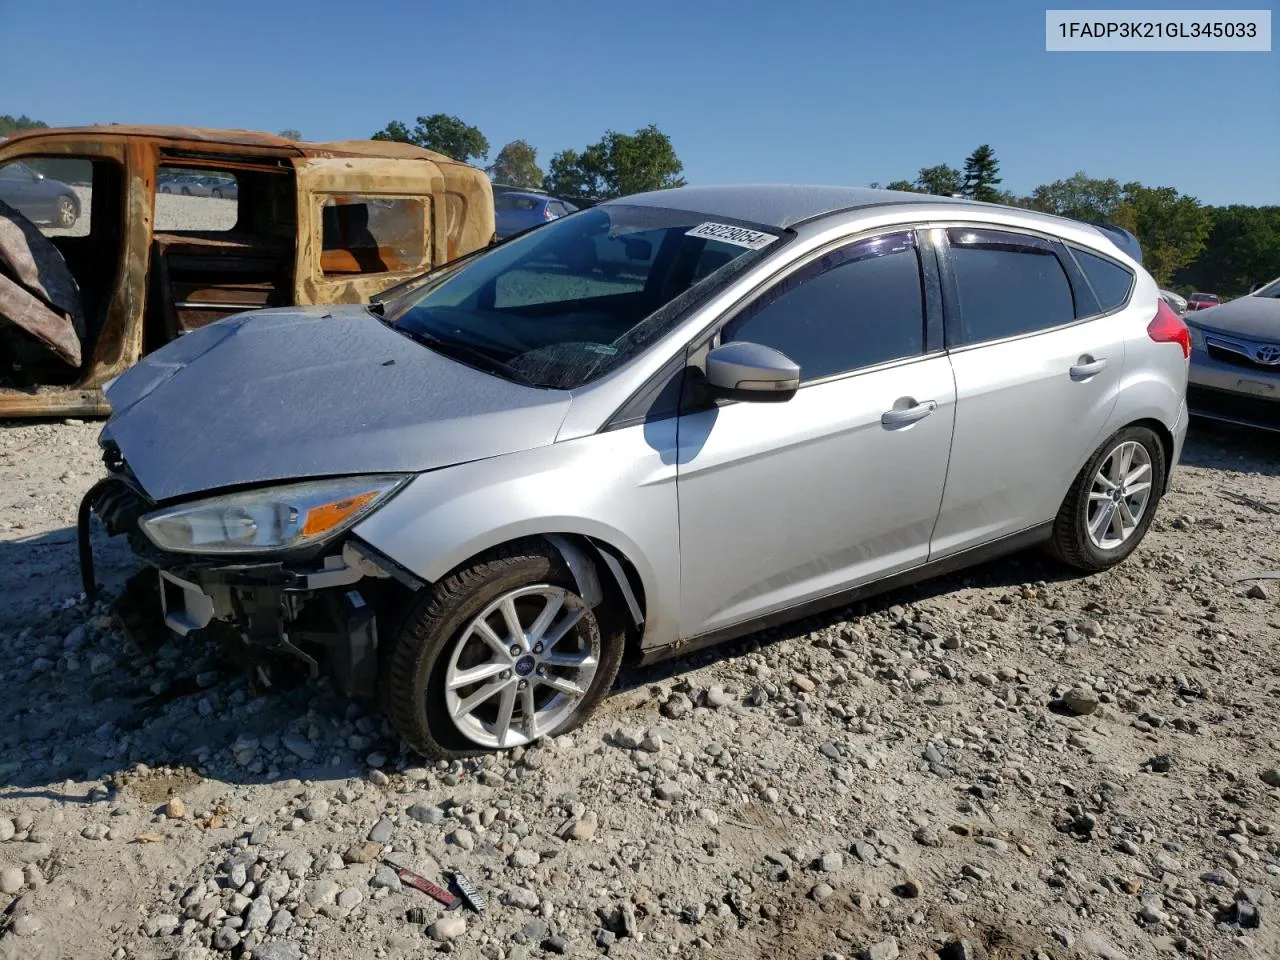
[1186, 276, 1280, 431]
[86, 185, 1190, 758]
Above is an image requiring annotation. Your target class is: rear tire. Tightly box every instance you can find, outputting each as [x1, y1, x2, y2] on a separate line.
[1048, 425, 1166, 572]
[54, 195, 77, 229]
[380, 541, 623, 759]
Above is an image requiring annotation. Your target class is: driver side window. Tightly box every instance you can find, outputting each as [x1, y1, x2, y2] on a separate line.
[723, 231, 925, 383]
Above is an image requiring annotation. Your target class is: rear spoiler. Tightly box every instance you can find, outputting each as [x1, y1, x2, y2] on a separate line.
[1083, 221, 1142, 265]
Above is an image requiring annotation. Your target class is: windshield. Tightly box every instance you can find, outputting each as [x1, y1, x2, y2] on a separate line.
[383, 204, 779, 388]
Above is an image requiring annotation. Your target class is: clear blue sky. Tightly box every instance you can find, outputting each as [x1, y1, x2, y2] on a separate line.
[4, 0, 1277, 205]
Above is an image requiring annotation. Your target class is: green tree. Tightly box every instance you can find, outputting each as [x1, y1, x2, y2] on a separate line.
[885, 179, 920, 192]
[0, 114, 48, 136]
[961, 144, 1002, 202]
[544, 125, 684, 201]
[371, 120, 414, 144]
[1029, 172, 1123, 222]
[371, 115, 490, 164]
[1112, 183, 1212, 285]
[915, 164, 963, 197]
[488, 139, 543, 188]
[278, 128, 303, 141]
[1175, 205, 1280, 295]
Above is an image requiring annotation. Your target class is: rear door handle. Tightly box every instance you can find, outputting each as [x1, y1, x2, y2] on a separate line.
[1070, 356, 1108, 379]
[881, 399, 937, 427]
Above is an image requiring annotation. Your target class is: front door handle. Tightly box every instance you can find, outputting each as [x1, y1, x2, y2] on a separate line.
[1070, 355, 1108, 380]
[881, 399, 937, 427]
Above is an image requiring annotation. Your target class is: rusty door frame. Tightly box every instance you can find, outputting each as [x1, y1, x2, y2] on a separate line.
[293, 156, 449, 307]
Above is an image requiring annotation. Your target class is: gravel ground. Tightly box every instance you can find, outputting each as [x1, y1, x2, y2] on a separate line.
[0, 416, 1277, 960]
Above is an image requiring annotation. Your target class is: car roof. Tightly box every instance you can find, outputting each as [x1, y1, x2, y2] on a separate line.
[606, 184, 976, 229]
[498, 191, 549, 201]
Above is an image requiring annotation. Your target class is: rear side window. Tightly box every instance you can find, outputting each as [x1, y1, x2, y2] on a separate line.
[947, 229, 1075, 345]
[724, 231, 924, 382]
[320, 195, 426, 275]
[495, 195, 539, 211]
[1071, 246, 1134, 313]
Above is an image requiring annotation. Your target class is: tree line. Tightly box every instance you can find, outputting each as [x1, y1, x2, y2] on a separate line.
[875, 145, 1277, 296]
[5, 111, 1273, 297]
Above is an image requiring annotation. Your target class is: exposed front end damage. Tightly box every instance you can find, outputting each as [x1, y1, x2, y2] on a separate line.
[78, 456, 638, 701]
[79, 462, 423, 698]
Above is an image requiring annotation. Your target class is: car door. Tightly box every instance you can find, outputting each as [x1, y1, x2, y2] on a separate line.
[928, 226, 1125, 557]
[0, 162, 41, 220]
[676, 229, 956, 638]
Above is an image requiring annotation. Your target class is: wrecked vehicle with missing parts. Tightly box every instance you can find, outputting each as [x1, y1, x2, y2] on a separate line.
[82, 185, 1187, 759]
[0, 125, 495, 416]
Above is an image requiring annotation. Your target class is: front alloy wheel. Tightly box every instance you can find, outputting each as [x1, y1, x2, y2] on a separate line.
[54, 195, 77, 229]
[444, 585, 599, 749]
[381, 541, 623, 758]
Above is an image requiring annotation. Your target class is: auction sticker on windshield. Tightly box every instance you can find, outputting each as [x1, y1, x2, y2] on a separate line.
[685, 222, 777, 249]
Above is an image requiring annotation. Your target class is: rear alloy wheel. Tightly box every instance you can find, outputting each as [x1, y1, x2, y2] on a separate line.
[54, 195, 77, 229]
[381, 542, 623, 758]
[212, 188, 223, 199]
[1049, 425, 1166, 571]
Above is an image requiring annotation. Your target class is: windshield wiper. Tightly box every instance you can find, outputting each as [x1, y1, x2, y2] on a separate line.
[385, 320, 540, 388]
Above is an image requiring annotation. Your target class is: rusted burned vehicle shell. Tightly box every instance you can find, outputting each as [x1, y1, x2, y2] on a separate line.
[0, 126, 495, 417]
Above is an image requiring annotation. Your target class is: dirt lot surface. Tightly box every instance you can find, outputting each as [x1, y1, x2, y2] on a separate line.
[0, 417, 1277, 960]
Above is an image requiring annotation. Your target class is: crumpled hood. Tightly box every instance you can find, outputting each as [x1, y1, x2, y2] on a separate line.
[103, 306, 572, 501]
[1189, 295, 1280, 340]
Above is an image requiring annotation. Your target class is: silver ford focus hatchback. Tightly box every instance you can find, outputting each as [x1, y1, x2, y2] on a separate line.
[85, 185, 1190, 757]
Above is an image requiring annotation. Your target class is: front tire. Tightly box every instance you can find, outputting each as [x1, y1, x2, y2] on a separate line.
[1049, 425, 1166, 572]
[381, 541, 623, 758]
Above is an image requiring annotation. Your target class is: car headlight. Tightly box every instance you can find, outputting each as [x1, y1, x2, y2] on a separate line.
[139, 475, 406, 555]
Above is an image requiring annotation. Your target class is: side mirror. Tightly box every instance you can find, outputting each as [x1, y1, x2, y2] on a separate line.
[704, 341, 800, 402]
[32, 170, 45, 181]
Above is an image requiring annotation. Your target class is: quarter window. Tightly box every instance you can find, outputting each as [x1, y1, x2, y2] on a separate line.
[723, 232, 925, 383]
[1070, 246, 1134, 313]
[320, 195, 427, 275]
[947, 229, 1075, 344]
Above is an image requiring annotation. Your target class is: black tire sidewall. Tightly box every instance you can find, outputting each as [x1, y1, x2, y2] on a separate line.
[386, 550, 619, 757]
[1066, 426, 1166, 569]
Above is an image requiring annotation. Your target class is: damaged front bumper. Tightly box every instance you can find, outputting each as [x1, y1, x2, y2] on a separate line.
[78, 474, 422, 696]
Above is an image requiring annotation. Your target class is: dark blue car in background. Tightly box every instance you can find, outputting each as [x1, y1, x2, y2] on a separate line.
[494, 190, 578, 239]
[0, 160, 80, 228]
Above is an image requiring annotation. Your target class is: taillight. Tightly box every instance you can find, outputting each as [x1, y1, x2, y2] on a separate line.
[543, 206, 555, 220]
[1148, 299, 1191, 359]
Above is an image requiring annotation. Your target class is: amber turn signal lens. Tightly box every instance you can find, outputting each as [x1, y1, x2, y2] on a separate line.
[301, 491, 380, 537]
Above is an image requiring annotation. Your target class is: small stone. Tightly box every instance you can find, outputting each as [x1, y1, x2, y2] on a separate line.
[0, 818, 14, 842]
[704, 685, 731, 708]
[1260, 768, 1280, 788]
[975, 836, 1009, 854]
[503, 886, 540, 910]
[565, 811, 598, 841]
[146, 913, 180, 937]
[809, 882, 834, 902]
[165, 797, 186, 819]
[892, 877, 924, 898]
[343, 841, 381, 865]
[298, 798, 329, 822]
[281, 733, 316, 761]
[368, 816, 394, 843]
[863, 938, 900, 960]
[244, 896, 272, 931]
[661, 693, 692, 720]
[0, 867, 23, 894]
[613, 727, 644, 750]
[509, 848, 540, 868]
[428, 914, 467, 941]
[913, 826, 942, 848]
[406, 802, 443, 824]
[818, 852, 843, 872]
[81, 824, 109, 840]
[305, 878, 341, 908]
[212, 925, 240, 951]
[371, 865, 400, 890]
[655, 781, 684, 802]
[544, 934, 569, 954]
[336, 888, 363, 912]
[1062, 686, 1100, 715]
[1246, 582, 1271, 600]
[248, 823, 270, 845]
[11, 915, 43, 937]
[853, 841, 878, 862]
[792, 675, 816, 693]
[449, 828, 475, 850]
[367, 769, 390, 787]
[253, 944, 302, 960]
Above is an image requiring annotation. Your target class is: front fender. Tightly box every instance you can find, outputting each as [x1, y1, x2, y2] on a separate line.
[351, 421, 681, 648]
